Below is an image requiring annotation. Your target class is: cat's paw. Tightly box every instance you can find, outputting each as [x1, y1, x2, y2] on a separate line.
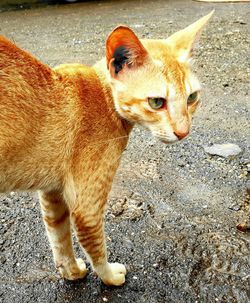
[59, 258, 88, 280]
[99, 263, 127, 286]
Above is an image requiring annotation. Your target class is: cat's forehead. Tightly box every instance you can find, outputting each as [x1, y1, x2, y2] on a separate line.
[143, 39, 187, 71]
[117, 63, 167, 99]
[142, 40, 200, 94]
[116, 39, 200, 99]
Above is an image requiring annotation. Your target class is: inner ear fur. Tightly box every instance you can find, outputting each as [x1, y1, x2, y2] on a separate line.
[106, 26, 148, 74]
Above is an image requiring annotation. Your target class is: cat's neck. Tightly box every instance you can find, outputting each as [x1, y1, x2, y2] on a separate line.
[94, 59, 133, 135]
[54, 62, 133, 143]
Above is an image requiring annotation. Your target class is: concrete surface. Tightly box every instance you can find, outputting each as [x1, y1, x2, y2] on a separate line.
[0, 0, 249, 302]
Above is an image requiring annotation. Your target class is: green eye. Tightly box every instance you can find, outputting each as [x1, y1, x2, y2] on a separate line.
[187, 91, 199, 104]
[148, 97, 166, 110]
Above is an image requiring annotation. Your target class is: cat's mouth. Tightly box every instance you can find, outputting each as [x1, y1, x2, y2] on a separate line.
[153, 128, 190, 144]
[154, 129, 192, 144]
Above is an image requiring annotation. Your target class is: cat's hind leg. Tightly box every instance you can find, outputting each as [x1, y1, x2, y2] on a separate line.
[39, 191, 88, 280]
[72, 206, 126, 286]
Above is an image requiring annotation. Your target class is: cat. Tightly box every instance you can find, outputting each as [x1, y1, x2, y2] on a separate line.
[0, 11, 213, 286]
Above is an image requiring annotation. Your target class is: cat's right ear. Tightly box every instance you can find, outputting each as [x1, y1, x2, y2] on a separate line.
[106, 26, 148, 78]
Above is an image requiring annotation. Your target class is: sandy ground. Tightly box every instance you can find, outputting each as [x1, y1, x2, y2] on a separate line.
[0, 0, 249, 302]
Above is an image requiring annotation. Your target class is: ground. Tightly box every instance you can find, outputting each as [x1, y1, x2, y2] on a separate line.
[0, 1, 249, 302]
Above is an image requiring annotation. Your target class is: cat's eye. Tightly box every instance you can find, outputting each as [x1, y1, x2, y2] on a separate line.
[148, 97, 166, 110]
[187, 91, 199, 105]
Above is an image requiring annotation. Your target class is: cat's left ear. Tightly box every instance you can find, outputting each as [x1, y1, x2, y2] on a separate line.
[166, 11, 214, 63]
[106, 26, 149, 77]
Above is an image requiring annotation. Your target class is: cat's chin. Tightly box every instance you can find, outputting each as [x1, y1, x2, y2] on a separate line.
[158, 138, 179, 145]
[158, 135, 189, 144]
[153, 133, 179, 144]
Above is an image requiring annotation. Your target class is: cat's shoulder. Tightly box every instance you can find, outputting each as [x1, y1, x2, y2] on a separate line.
[54, 63, 90, 73]
[53, 63, 101, 89]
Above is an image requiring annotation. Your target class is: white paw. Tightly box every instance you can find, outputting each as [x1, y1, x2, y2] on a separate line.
[59, 258, 88, 280]
[99, 263, 127, 286]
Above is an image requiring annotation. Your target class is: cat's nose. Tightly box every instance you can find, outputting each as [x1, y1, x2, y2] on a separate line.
[174, 130, 189, 140]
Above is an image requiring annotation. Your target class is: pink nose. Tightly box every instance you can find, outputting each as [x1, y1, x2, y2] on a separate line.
[174, 130, 189, 140]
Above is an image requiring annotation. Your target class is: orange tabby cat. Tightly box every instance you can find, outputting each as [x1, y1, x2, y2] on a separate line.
[0, 12, 213, 286]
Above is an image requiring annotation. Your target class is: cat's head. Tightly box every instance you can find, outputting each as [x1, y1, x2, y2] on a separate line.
[106, 12, 213, 143]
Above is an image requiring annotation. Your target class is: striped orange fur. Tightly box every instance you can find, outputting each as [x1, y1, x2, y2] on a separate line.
[0, 12, 213, 286]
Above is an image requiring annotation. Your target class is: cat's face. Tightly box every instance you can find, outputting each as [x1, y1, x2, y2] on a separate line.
[106, 12, 213, 144]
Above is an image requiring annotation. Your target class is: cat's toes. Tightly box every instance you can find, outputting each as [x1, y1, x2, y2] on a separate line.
[101, 263, 127, 286]
[59, 258, 88, 280]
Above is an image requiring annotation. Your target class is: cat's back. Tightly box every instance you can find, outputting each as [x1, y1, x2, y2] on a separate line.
[0, 35, 56, 133]
[0, 35, 57, 115]
[0, 37, 63, 174]
[0, 35, 53, 83]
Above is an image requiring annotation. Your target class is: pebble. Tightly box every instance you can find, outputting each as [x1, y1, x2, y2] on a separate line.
[203, 143, 242, 158]
[228, 205, 241, 212]
[134, 24, 144, 28]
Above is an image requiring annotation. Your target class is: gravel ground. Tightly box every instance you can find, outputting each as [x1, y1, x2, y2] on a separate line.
[0, 1, 249, 302]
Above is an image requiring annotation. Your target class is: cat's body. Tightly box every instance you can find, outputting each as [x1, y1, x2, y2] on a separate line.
[0, 39, 129, 192]
[0, 12, 213, 285]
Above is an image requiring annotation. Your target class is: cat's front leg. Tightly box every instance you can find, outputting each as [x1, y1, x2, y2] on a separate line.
[72, 207, 126, 286]
[39, 191, 88, 280]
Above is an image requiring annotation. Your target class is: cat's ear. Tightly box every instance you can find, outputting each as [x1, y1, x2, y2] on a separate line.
[106, 26, 149, 77]
[166, 11, 214, 63]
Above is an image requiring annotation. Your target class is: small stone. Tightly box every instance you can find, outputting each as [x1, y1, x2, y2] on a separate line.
[134, 24, 144, 28]
[228, 205, 241, 211]
[102, 297, 108, 302]
[204, 143, 242, 158]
